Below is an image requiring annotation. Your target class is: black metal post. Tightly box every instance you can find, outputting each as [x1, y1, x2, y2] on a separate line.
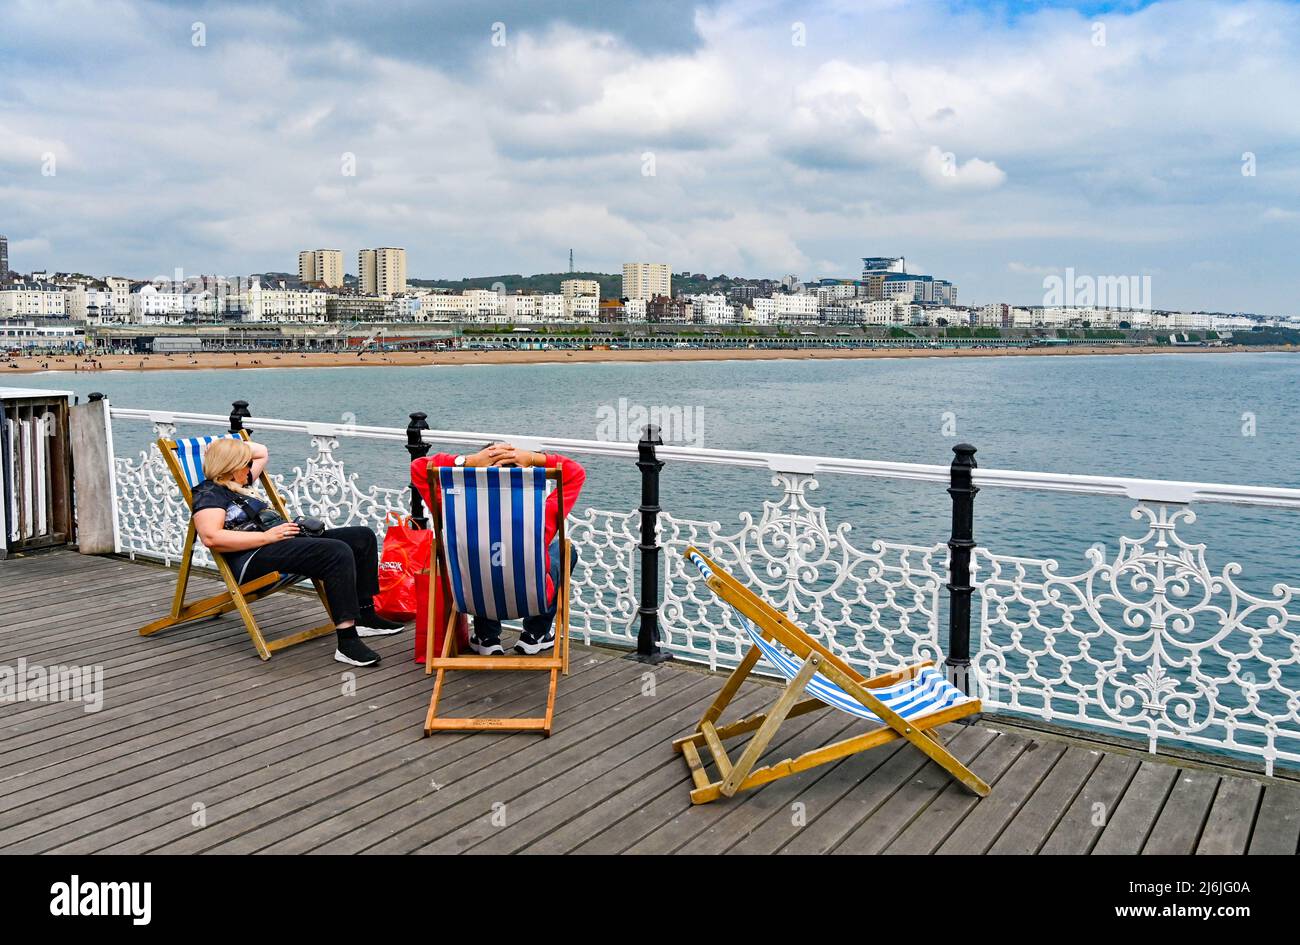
[406, 411, 431, 527]
[629, 423, 672, 663]
[945, 443, 978, 695]
[87, 392, 104, 402]
[229, 399, 251, 434]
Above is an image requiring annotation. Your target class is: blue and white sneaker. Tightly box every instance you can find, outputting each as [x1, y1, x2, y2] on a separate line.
[514, 629, 556, 655]
[469, 633, 505, 656]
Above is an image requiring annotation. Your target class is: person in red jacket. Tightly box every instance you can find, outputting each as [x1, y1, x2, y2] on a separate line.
[411, 442, 584, 656]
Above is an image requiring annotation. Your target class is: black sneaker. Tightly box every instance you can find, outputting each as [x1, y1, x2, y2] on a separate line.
[469, 633, 505, 656]
[335, 637, 381, 666]
[356, 609, 405, 637]
[514, 628, 556, 655]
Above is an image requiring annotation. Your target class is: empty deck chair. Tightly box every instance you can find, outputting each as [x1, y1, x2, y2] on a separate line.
[423, 464, 572, 736]
[672, 547, 990, 804]
[137, 431, 336, 660]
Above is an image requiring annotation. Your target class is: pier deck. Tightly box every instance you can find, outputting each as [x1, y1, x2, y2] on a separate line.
[2, 549, 1296, 855]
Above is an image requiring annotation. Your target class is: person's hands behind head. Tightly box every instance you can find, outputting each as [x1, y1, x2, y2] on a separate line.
[465, 443, 512, 468]
[492, 446, 545, 468]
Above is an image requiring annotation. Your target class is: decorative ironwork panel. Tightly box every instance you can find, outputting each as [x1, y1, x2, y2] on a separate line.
[973, 502, 1300, 775]
[657, 472, 947, 674]
[269, 435, 409, 533]
[114, 428, 196, 566]
[566, 507, 640, 648]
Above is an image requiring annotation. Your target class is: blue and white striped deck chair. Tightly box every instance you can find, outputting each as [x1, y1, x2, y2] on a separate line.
[672, 547, 990, 803]
[138, 429, 336, 661]
[423, 464, 572, 736]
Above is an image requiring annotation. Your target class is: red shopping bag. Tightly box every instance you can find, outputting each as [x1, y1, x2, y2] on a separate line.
[415, 543, 469, 664]
[373, 512, 428, 622]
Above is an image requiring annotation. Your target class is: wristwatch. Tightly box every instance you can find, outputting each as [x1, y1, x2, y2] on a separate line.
[454, 454, 466, 467]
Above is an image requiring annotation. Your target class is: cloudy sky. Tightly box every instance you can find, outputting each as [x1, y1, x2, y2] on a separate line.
[1, 0, 1297, 311]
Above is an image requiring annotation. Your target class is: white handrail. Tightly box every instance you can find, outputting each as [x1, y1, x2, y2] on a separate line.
[108, 405, 1300, 509]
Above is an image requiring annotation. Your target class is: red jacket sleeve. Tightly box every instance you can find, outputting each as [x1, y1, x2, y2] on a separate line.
[542, 453, 585, 543]
[410, 453, 458, 515]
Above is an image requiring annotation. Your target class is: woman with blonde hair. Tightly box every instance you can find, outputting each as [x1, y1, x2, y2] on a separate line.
[191, 437, 403, 666]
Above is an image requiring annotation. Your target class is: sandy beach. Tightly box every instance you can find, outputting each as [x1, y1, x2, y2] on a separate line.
[1, 343, 1291, 374]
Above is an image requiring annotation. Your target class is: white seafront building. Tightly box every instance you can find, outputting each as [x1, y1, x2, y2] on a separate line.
[106, 277, 131, 317]
[1153, 311, 1213, 331]
[873, 299, 913, 325]
[752, 294, 819, 325]
[967, 305, 1228, 332]
[127, 284, 214, 324]
[65, 282, 119, 324]
[238, 282, 330, 322]
[1209, 314, 1262, 331]
[816, 283, 860, 306]
[0, 282, 67, 318]
[416, 289, 598, 324]
[820, 298, 915, 326]
[689, 293, 736, 325]
[622, 298, 648, 322]
[925, 305, 974, 326]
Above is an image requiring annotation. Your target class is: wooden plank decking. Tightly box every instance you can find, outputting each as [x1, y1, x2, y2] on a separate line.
[1, 549, 1296, 855]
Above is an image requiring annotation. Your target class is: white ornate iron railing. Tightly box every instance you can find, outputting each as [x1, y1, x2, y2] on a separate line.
[105, 403, 1300, 776]
[972, 504, 1300, 773]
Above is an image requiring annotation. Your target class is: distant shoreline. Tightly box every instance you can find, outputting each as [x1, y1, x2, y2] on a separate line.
[3, 343, 1294, 374]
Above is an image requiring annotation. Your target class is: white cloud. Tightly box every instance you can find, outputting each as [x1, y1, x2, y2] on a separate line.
[0, 124, 72, 167]
[920, 146, 1007, 191]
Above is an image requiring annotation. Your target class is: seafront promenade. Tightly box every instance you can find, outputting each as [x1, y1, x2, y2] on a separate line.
[1, 341, 1291, 375]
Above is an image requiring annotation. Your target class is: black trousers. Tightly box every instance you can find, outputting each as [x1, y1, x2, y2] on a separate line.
[242, 526, 379, 625]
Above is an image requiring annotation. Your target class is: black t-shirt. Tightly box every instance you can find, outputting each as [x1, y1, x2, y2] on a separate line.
[191, 479, 269, 579]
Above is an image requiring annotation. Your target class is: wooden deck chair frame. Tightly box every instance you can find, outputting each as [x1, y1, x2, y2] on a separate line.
[423, 465, 571, 737]
[672, 547, 990, 804]
[137, 430, 337, 660]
